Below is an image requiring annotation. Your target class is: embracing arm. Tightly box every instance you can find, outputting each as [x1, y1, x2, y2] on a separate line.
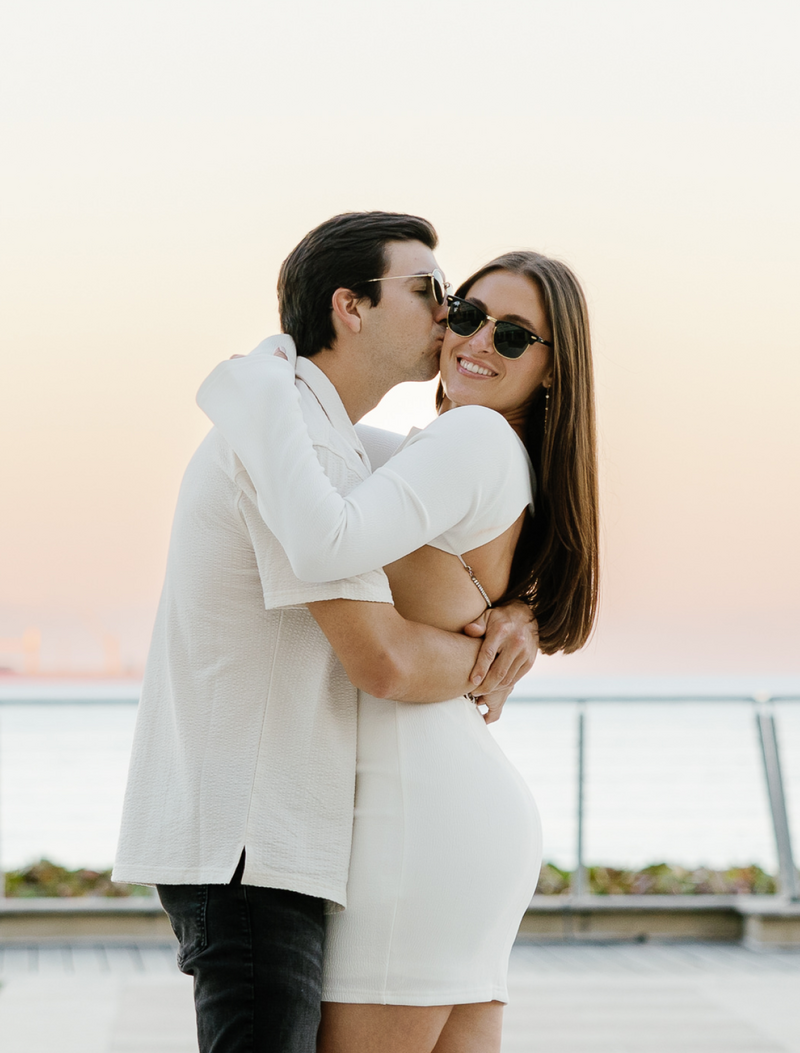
[307, 598, 522, 721]
[307, 599, 481, 703]
[204, 341, 539, 702]
[197, 343, 526, 583]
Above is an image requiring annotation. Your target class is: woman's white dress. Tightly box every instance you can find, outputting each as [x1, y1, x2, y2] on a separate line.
[198, 338, 543, 1005]
[324, 692, 541, 1005]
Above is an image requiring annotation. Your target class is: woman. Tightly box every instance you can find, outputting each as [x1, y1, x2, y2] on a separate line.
[199, 251, 598, 1052]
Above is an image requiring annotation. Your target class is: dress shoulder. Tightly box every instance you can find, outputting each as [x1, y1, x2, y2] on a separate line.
[423, 403, 516, 439]
[402, 407, 535, 558]
[404, 405, 531, 485]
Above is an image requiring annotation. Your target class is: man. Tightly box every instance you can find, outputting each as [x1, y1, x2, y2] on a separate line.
[113, 212, 537, 1053]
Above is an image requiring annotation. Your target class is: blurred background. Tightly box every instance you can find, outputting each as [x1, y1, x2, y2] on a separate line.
[2, 0, 799, 679]
[1, 0, 799, 876]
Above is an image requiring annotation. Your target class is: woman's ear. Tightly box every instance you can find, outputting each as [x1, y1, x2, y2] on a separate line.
[331, 287, 365, 335]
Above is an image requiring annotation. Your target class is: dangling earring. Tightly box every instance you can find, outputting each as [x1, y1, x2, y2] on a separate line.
[543, 388, 550, 432]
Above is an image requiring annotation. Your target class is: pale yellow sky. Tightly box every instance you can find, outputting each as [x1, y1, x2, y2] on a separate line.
[1, 0, 798, 676]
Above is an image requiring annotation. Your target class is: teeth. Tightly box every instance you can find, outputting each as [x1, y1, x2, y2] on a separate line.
[459, 358, 496, 377]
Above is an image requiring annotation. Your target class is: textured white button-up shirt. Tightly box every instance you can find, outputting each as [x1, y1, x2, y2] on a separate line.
[113, 343, 393, 908]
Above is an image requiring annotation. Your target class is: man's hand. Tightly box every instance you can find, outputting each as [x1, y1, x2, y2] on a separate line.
[472, 684, 513, 725]
[464, 600, 539, 694]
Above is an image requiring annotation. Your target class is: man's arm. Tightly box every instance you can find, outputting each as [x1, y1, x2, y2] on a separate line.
[307, 599, 482, 704]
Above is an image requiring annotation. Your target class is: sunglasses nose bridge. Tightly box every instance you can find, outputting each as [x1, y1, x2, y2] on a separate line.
[467, 317, 495, 352]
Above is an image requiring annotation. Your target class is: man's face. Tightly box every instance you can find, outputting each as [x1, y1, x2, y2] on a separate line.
[360, 240, 447, 386]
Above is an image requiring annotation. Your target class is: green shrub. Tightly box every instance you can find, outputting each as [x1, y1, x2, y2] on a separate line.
[4, 858, 781, 898]
[535, 861, 778, 895]
[4, 859, 152, 898]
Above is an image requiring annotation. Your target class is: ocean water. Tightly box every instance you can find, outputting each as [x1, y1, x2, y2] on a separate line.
[1, 676, 799, 874]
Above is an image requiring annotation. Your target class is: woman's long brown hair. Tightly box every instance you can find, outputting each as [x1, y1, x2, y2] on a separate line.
[438, 252, 599, 654]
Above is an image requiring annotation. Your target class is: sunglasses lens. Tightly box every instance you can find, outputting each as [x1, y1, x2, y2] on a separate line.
[431, 270, 445, 305]
[493, 323, 530, 360]
[448, 298, 484, 337]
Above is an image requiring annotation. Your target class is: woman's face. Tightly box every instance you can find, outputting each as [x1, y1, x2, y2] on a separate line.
[438, 269, 553, 431]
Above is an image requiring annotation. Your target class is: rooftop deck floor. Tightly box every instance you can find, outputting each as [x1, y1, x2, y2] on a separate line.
[1, 941, 799, 1052]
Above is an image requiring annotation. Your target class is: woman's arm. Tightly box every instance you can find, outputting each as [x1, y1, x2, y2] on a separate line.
[197, 344, 530, 583]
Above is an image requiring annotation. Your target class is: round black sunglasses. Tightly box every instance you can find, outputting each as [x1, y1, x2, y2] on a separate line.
[446, 295, 553, 360]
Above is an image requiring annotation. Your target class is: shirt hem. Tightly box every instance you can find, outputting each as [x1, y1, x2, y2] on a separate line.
[111, 863, 346, 907]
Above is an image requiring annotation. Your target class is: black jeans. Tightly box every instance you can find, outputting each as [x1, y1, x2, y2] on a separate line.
[157, 855, 325, 1053]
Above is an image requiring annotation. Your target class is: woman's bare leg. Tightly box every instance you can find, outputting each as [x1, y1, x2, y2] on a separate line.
[432, 1001, 504, 1053]
[317, 1003, 453, 1053]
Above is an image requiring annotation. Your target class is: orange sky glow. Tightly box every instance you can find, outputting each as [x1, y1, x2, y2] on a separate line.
[1, 0, 798, 679]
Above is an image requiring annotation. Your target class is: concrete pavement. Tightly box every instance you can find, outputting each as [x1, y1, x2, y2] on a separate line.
[1, 941, 799, 1052]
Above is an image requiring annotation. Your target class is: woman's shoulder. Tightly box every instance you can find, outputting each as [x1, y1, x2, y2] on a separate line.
[416, 408, 534, 548]
[422, 404, 516, 439]
[401, 405, 532, 507]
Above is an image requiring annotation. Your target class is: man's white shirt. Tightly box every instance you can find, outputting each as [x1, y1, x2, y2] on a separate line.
[113, 350, 393, 909]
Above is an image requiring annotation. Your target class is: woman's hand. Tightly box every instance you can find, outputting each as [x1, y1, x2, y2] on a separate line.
[464, 601, 539, 696]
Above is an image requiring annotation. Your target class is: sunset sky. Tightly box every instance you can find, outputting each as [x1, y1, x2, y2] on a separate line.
[2, 0, 798, 678]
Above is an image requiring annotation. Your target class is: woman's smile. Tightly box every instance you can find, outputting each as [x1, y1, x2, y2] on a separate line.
[456, 355, 498, 378]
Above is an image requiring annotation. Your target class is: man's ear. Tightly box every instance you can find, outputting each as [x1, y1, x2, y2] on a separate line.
[331, 287, 366, 335]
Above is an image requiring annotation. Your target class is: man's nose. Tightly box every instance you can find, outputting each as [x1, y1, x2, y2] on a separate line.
[433, 298, 448, 325]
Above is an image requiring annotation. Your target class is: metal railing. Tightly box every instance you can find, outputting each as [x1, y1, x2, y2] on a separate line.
[0, 691, 139, 899]
[509, 693, 800, 901]
[0, 691, 798, 900]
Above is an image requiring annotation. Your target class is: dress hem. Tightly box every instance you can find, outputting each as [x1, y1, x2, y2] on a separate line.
[321, 986, 509, 1007]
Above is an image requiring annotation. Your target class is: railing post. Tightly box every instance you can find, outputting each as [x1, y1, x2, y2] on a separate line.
[755, 697, 799, 901]
[574, 701, 587, 897]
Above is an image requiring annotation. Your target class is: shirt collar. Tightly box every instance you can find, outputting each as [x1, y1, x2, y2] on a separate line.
[295, 357, 370, 467]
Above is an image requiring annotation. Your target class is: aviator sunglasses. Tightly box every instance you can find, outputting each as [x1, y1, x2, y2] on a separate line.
[446, 295, 553, 360]
[364, 268, 449, 305]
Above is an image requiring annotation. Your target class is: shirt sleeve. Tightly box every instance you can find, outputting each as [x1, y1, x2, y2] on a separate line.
[235, 478, 394, 610]
[354, 423, 405, 470]
[197, 347, 532, 583]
